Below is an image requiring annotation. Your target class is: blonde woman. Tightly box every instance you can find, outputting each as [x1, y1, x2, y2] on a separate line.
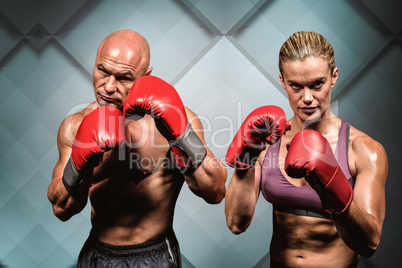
[225, 31, 388, 267]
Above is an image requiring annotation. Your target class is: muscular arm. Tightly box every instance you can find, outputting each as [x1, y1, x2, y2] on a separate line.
[224, 105, 289, 234]
[47, 102, 101, 221]
[331, 134, 388, 258]
[183, 108, 227, 204]
[47, 113, 91, 221]
[225, 152, 264, 234]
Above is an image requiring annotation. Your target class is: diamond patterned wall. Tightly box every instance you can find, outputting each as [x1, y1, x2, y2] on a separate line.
[0, 0, 400, 267]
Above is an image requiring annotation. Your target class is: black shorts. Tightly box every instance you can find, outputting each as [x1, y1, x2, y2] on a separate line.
[77, 233, 181, 268]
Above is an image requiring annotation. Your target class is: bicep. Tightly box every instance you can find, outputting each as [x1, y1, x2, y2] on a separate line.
[352, 139, 388, 224]
[51, 118, 74, 181]
[185, 107, 208, 147]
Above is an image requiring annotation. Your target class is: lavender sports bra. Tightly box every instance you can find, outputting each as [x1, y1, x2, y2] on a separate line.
[260, 119, 355, 214]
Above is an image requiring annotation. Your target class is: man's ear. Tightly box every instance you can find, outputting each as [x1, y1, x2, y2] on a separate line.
[145, 67, 153, 76]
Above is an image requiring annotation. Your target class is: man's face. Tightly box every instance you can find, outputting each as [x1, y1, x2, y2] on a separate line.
[93, 45, 145, 109]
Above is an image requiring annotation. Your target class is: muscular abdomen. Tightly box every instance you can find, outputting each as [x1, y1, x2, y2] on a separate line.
[270, 211, 359, 267]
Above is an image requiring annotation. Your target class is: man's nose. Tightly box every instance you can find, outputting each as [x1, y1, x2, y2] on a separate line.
[105, 76, 117, 93]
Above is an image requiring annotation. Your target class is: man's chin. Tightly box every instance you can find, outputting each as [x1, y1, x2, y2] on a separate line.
[97, 100, 121, 109]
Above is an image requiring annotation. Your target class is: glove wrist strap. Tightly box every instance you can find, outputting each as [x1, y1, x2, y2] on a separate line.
[170, 123, 207, 172]
[62, 157, 91, 195]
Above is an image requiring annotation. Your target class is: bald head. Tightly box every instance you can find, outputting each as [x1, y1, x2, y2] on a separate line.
[92, 30, 152, 108]
[97, 30, 151, 76]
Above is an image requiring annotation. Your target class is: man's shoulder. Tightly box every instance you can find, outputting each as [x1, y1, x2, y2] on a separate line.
[58, 101, 99, 146]
[64, 101, 98, 126]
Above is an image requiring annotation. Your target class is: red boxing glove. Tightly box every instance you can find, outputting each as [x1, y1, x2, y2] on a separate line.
[123, 76, 206, 171]
[63, 106, 125, 194]
[285, 130, 353, 214]
[225, 106, 290, 169]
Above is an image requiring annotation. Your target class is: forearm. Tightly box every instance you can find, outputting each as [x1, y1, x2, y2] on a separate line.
[331, 201, 382, 258]
[225, 168, 258, 234]
[48, 174, 90, 221]
[184, 155, 227, 204]
[48, 106, 117, 221]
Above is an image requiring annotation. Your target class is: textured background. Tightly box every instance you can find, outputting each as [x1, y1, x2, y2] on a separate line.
[0, 0, 401, 267]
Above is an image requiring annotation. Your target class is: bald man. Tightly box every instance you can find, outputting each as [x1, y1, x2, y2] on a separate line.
[48, 30, 227, 267]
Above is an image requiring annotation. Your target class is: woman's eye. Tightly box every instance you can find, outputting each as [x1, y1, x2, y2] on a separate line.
[313, 82, 324, 89]
[291, 84, 301, 90]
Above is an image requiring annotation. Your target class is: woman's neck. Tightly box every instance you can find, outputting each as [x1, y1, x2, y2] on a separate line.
[290, 110, 338, 136]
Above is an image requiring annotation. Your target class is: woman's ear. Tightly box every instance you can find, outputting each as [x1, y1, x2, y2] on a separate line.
[331, 67, 339, 88]
[279, 73, 286, 90]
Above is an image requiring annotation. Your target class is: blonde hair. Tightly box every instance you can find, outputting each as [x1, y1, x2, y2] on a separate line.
[279, 31, 335, 75]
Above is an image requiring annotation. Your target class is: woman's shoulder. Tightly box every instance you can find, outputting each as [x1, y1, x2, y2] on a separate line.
[348, 125, 384, 155]
[348, 124, 388, 174]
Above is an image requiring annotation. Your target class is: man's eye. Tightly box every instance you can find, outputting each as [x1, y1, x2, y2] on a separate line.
[117, 76, 132, 81]
[99, 68, 108, 75]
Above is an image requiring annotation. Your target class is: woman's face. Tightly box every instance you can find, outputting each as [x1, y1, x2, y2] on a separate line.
[280, 56, 338, 124]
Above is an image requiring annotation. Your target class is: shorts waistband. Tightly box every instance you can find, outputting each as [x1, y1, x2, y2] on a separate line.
[94, 236, 177, 258]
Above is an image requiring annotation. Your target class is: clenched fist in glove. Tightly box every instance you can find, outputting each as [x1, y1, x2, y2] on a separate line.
[123, 75, 207, 172]
[225, 105, 290, 170]
[285, 130, 353, 214]
[63, 106, 125, 194]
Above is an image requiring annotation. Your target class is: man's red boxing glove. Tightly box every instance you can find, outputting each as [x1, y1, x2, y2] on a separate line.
[285, 130, 353, 214]
[62, 106, 125, 194]
[123, 75, 206, 172]
[225, 106, 290, 169]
